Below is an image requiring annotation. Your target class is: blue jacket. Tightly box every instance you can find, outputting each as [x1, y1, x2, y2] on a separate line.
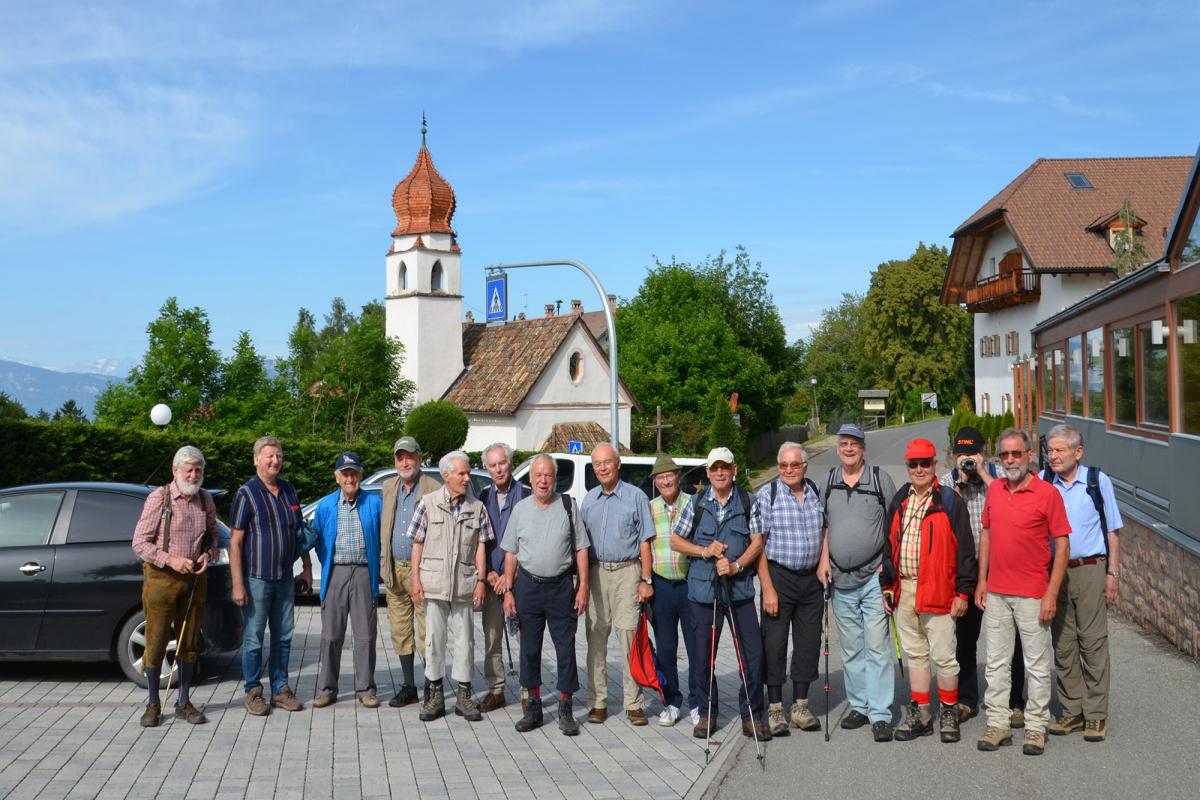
[312, 489, 383, 602]
[686, 488, 756, 605]
[479, 480, 528, 575]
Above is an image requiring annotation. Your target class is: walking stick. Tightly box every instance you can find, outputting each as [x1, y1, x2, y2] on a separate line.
[822, 590, 831, 742]
[162, 572, 201, 714]
[503, 613, 517, 676]
[884, 590, 904, 678]
[722, 578, 765, 771]
[703, 591, 719, 765]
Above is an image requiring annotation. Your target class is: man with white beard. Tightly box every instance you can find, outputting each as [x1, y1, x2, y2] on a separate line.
[131, 445, 220, 727]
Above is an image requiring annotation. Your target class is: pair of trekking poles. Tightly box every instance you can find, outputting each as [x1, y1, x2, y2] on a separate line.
[701, 581, 837, 769]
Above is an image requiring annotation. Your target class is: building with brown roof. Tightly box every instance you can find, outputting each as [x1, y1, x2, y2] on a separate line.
[941, 156, 1192, 416]
[384, 133, 638, 452]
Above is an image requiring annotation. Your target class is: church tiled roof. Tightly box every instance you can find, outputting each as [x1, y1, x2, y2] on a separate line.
[391, 146, 456, 237]
[539, 422, 630, 454]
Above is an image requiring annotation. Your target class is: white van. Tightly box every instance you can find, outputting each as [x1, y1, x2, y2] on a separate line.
[511, 452, 707, 504]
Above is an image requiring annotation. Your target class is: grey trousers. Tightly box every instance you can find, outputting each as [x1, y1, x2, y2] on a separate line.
[317, 564, 377, 697]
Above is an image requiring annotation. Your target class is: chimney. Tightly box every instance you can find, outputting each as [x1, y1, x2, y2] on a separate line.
[464, 310, 474, 324]
[545, 303, 556, 317]
[518, 312, 526, 320]
[571, 298, 583, 315]
[607, 293, 617, 312]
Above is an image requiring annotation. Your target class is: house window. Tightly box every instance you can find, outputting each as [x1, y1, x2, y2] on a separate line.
[1085, 327, 1105, 420]
[568, 351, 583, 384]
[1140, 320, 1170, 427]
[993, 334, 1001, 356]
[1006, 330, 1020, 355]
[431, 261, 443, 292]
[1179, 293, 1200, 435]
[1113, 327, 1136, 426]
[981, 393, 990, 414]
[1002, 393, 1012, 413]
[1042, 350, 1055, 414]
[1068, 335, 1084, 416]
[399, 262, 408, 291]
[1054, 348, 1065, 412]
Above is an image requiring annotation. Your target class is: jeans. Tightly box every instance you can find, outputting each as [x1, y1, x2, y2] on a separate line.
[831, 579, 894, 723]
[650, 575, 697, 711]
[241, 576, 295, 695]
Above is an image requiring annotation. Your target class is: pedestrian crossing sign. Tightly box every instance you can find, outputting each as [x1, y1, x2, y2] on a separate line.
[485, 273, 507, 325]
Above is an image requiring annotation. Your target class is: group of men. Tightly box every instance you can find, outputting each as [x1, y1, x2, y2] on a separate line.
[130, 422, 1121, 757]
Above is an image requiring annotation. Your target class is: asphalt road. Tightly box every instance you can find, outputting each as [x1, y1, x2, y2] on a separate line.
[716, 417, 1200, 799]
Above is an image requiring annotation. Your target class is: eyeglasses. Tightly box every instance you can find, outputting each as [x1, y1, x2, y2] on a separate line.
[905, 459, 933, 469]
[998, 450, 1028, 460]
[778, 461, 807, 470]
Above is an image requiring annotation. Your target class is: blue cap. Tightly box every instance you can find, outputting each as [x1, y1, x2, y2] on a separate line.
[334, 451, 364, 473]
[836, 423, 866, 440]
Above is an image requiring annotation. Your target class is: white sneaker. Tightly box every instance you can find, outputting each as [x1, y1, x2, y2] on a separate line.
[689, 707, 701, 726]
[658, 705, 680, 727]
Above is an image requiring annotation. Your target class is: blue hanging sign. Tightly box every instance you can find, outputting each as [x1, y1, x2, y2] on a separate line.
[486, 272, 507, 325]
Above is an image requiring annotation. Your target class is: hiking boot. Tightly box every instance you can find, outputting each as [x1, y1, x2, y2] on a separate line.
[627, 708, 648, 726]
[1048, 713, 1084, 736]
[419, 681, 445, 721]
[245, 687, 270, 716]
[742, 719, 772, 741]
[587, 707, 608, 724]
[480, 691, 506, 713]
[955, 703, 977, 723]
[312, 692, 335, 708]
[658, 705, 680, 727]
[359, 692, 380, 709]
[558, 701, 579, 736]
[140, 703, 161, 728]
[389, 685, 418, 708]
[841, 709, 870, 729]
[790, 699, 820, 731]
[174, 701, 207, 725]
[690, 707, 701, 727]
[939, 705, 960, 743]
[1022, 729, 1046, 755]
[977, 726, 1013, 751]
[515, 697, 543, 732]
[693, 715, 717, 738]
[455, 683, 481, 722]
[872, 720, 894, 742]
[1010, 707, 1025, 728]
[894, 702, 933, 741]
[1083, 719, 1107, 742]
[766, 703, 790, 737]
[271, 686, 304, 712]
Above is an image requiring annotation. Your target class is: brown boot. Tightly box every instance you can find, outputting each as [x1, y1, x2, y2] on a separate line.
[140, 703, 161, 728]
[174, 701, 208, 725]
[742, 718, 773, 741]
[480, 691, 506, 713]
[245, 687, 270, 716]
[271, 686, 304, 712]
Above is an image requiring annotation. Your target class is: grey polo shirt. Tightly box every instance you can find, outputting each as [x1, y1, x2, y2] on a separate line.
[823, 463, 897, 591]
[580, 480, 655, 562]
[501, 494, 589, 579]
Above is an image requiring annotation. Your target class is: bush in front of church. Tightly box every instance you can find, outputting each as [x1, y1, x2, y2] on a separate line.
[405, 401, 468, 462]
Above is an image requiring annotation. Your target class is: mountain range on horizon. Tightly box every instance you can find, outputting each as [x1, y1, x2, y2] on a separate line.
[0, 360, 118, 418]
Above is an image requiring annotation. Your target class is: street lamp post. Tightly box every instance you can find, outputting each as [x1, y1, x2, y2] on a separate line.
[810, 376, 819, 433]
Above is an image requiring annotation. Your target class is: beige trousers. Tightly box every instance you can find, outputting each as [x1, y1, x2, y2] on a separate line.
[385, 560, 425, 661]
[586, 561, 643, 711]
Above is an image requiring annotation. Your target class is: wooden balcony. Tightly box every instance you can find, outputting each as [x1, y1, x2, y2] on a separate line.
[964, 269, 1040, 312]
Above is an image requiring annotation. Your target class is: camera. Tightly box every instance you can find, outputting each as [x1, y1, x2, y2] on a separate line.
[960, 458, 978, 472]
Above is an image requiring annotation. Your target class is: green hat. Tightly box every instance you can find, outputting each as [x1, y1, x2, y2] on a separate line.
[649, 452, 681, 477]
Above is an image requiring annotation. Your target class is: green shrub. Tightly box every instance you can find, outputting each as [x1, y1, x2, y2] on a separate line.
[404, 401, 469, 463]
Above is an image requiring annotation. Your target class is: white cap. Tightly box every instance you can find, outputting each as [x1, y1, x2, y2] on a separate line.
[705, 447, 736, 468]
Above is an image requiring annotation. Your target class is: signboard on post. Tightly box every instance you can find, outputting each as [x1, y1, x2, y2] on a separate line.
[921, 392, 938, 409]
[567, 440, 583, 454]
[486, 272, 508, 325]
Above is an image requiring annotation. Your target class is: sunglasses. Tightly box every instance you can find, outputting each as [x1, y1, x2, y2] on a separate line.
[998, 450, 1029, 460]
[905, 459, 933, 469]
[777, 461, 807, 470]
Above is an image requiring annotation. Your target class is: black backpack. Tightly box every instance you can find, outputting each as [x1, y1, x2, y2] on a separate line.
[768, 476, 820, 506]
[1041, 465, 1109, 557]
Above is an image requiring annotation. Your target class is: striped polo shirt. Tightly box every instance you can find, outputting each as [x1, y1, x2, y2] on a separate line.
[230, 475, 302, 581]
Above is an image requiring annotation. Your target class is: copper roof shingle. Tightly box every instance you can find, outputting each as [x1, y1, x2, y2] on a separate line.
[391, 146, 456, 237]
[539, 422, 630, 454]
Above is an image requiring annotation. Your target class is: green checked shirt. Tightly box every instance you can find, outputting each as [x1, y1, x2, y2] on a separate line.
[649, 492, 691, 581]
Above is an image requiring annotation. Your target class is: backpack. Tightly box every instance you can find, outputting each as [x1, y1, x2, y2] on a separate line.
[768, 477, 820, 506]
[823, 466, 888, 574]
[688, 487, 753, 539]
[1041, 465, 1109, 557]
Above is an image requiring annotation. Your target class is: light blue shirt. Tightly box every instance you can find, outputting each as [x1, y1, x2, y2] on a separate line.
[580, 480, 655, 562]
[391, 481, 420, 561]
[1049, 465, 1123, 559]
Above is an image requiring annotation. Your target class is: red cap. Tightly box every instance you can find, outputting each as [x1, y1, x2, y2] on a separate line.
[904, 439, 937, 460]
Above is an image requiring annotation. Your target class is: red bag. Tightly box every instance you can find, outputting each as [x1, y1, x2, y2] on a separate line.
[630, 605, 665, 703]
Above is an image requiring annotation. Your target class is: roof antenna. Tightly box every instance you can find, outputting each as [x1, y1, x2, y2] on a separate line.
[421, 111, 427, 147]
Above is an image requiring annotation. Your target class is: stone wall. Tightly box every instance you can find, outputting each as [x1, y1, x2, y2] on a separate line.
[1114, 518, 1200, 659]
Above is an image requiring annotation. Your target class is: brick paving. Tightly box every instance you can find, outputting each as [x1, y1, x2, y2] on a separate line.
[0, 603, 756, 800]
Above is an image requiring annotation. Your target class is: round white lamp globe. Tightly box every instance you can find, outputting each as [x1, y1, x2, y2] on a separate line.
[150, 403, 173, 427]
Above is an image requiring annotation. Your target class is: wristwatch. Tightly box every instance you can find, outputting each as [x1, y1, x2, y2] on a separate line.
[1107, 570, 1120, 579]
[641, 576, 653, 586]
[734, 560, 743, 574]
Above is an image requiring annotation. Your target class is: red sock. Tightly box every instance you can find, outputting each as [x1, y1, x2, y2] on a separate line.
[912, 690, 931, 706]
[559, 691, 571, 702]
[939, 687, 958, 706]
[528, 687, 541, 698]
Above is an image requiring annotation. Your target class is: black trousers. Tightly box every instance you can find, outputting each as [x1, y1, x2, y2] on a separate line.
[760, 562, 823, 691]
[956, 601, 1026, 710]
[515, 570, 579, 696]
[691, 597, 765, 720]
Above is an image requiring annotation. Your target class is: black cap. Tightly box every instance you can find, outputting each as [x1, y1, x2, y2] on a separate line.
[953, 426, 984, 455]
[334, 451, 364, 473]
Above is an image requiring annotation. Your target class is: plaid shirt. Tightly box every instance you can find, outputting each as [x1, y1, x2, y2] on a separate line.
[899, 486, 932, 577]
[672, 487, 764, 537]
[333, 492, 368, 564]
[941, 470, 986, 556]
[757, 478, 823, 571]
[650, 492, 691, 580]
[407, 488, 496, 545]
[132, 483, 219, 569]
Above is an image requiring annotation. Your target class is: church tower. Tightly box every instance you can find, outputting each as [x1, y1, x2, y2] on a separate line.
[385, 124, 464, 405]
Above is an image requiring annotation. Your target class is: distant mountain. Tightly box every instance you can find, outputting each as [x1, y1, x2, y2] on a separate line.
[0, 361, 117, 418]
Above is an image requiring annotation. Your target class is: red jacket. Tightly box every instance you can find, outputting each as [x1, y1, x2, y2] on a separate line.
[881, 480, 977, 614]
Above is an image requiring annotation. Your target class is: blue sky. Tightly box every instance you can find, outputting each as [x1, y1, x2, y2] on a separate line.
[2, 0, 1198, 374]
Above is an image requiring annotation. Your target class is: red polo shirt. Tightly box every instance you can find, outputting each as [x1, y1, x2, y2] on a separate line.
[981, 472, 1071, 598]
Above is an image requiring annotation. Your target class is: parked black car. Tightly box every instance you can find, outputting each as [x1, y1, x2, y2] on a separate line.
[0, 482, 241, 687]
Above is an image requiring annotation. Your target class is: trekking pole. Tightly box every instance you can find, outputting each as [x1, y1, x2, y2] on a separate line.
[162, 572, 201, 715]
[703, 592, 719, 765]
[884, 590, 904, 678]
[822, 590, 831, 743]
[722, 578, 765, 771]
[503, 613, 518, 676]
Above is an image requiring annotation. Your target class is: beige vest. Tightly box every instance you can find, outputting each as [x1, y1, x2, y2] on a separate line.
[416, 491, 484, 602]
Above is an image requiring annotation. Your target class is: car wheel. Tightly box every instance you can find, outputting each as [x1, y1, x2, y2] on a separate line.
[117, 610, 181, 688]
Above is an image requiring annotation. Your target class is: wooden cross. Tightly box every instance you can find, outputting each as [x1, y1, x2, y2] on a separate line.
[645, 405, 673, 452]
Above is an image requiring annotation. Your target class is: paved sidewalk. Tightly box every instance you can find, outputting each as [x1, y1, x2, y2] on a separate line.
[0, 603, 755, 800]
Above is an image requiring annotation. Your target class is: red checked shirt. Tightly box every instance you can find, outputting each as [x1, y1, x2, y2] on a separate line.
[132, 482, 220, 569]
[981, 472, 1071, 598]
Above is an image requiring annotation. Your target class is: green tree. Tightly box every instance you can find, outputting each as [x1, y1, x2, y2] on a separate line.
[800, 292, 872, 428]
[211, 331, 285, 433]
[52, 399, 88, 423]
[1111, 198, 1150, 277]
[405, 401, 468, 462]
[618, 246, 800, 439]
[0, 392, 27, 421]
[859, 243, 972, 414]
